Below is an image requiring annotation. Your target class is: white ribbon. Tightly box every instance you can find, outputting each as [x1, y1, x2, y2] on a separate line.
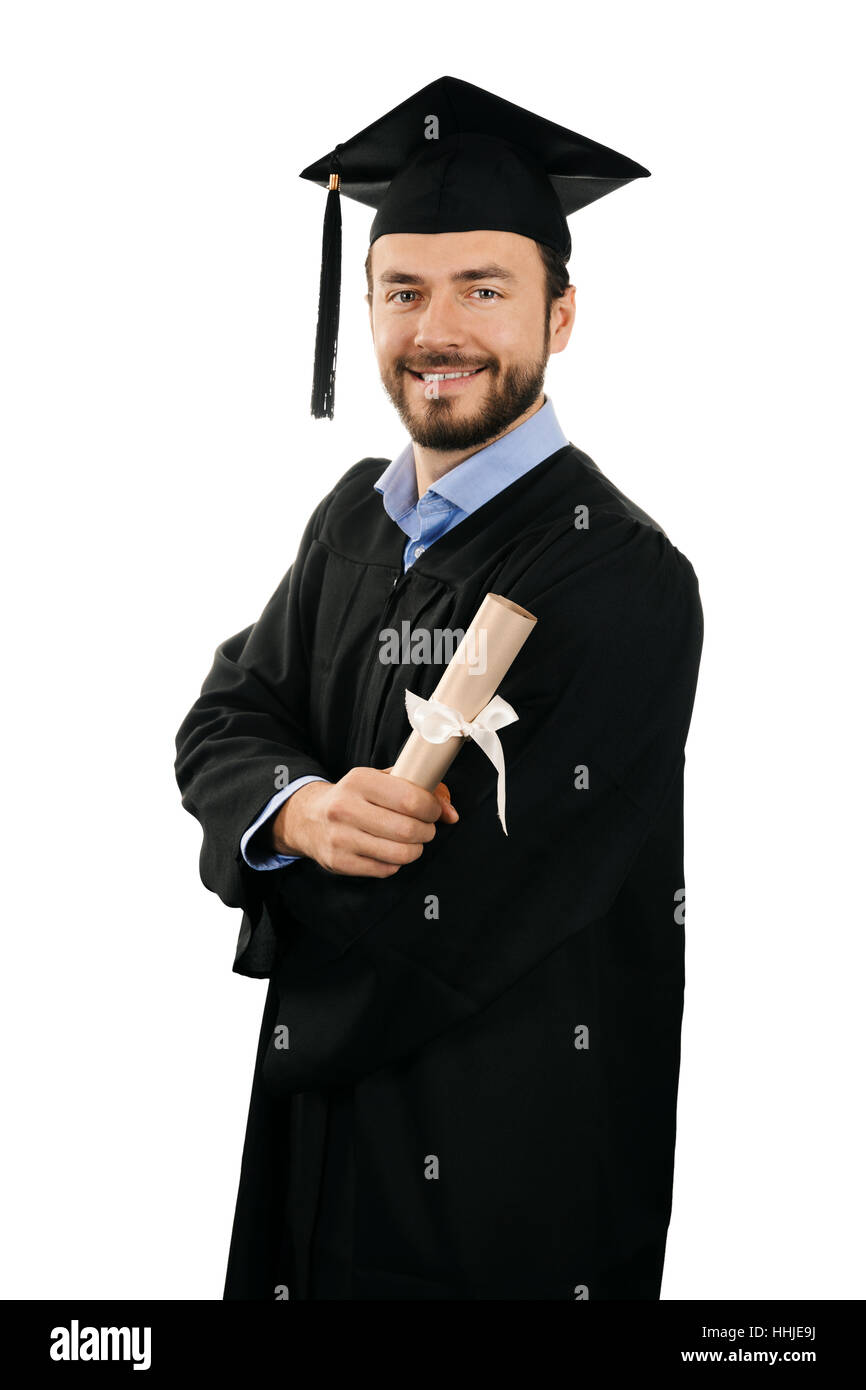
[403, 688, 519, 835]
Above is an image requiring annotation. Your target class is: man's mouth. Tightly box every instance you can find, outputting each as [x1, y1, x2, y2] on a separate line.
[407, 366, 487, 385]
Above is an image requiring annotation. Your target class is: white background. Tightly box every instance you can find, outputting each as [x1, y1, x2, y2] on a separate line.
[1, 1, 863, 1299]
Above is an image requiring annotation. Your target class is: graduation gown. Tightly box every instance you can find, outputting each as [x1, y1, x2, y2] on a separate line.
[174, 440, 703, 1301]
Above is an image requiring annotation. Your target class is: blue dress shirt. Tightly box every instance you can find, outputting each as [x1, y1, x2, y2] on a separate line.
[240, 396, 569, 869]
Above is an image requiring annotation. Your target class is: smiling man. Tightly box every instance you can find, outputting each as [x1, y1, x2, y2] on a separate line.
[372, 230, 563, 476]
[175, 76, 703, 1301]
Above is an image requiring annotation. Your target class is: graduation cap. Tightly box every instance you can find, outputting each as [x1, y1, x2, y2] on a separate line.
[300, 76, 650, 419]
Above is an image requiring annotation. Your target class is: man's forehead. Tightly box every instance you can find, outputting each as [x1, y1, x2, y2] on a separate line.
[370, 230, 540, 281]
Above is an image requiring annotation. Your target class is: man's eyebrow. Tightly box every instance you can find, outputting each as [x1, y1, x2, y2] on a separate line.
[376, 263, 517, 286]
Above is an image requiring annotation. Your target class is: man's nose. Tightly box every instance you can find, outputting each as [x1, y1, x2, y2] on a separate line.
[413, 293, 463, 353]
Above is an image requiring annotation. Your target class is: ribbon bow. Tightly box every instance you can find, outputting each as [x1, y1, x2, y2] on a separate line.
[404, 689, 519, 835]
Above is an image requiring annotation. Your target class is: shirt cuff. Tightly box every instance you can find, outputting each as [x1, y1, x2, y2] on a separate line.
[240, 776, 329, 870]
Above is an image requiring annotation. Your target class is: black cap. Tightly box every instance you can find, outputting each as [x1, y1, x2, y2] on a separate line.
[300, 76, 650, 419]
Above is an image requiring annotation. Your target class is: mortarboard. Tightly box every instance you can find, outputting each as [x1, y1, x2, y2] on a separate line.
[300, 76, 650, 419]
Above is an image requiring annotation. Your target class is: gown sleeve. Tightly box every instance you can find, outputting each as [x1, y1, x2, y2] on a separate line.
[260, 513, 704, 1094]
[174, 489, 336, 921]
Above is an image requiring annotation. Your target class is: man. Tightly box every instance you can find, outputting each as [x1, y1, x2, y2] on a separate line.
[175, 76, 703, 1301]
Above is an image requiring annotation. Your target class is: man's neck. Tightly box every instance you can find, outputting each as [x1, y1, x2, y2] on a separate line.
[413, 392, 546, 498]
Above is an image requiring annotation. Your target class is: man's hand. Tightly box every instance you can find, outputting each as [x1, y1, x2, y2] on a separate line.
[272, 767, 459, 877]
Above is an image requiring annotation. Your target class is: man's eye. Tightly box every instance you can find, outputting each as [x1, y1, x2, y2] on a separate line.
[387, 288, 501, 303]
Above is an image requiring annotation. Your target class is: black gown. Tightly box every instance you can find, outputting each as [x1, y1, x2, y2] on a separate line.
[174, 440, 703, 1300]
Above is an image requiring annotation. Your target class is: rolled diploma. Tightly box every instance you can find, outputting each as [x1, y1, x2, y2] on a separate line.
[390, 592, 537, 792]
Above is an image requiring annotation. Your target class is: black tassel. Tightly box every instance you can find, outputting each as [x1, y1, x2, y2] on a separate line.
[310, 147, 343, 419]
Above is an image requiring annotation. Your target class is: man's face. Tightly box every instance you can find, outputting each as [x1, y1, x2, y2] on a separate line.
[368, 230, 569, 451]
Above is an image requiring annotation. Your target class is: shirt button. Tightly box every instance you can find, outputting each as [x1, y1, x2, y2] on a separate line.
[414, 545, 426, 558]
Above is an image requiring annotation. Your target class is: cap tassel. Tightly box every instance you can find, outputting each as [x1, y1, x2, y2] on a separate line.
[310, 151, 343, 419]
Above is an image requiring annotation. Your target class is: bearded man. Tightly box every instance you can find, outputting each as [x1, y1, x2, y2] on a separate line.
[175, 76, 703, 1301]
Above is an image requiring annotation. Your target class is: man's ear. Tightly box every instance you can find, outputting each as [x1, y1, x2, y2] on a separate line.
[549, 284, 576, 356]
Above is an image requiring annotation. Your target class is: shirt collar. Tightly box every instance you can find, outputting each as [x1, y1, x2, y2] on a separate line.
[373, 396, 569, 526]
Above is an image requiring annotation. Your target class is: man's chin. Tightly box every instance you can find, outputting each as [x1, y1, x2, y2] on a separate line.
[400, 401, 498, 452]
[385, 380, 490, 449]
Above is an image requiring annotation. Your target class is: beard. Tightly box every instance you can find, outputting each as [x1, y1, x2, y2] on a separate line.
[380, 325, 550, 452]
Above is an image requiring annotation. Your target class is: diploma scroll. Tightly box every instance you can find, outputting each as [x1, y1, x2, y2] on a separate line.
[390, 592, 537, 832]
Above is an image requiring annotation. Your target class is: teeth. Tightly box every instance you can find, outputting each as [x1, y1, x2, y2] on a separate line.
[420, 369, 481, 381]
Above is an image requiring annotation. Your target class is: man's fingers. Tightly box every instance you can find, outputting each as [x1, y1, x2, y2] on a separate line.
[342, 766, 459, 829]
[378, 767, 459, 822]
[433, 780, 459, 820]
[353, 766, 443, 822]
[304, 767, 460, 877]
[322, 850, 402, 879]
[333, 826, 428, 867]
[327, 787, 438, 844]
